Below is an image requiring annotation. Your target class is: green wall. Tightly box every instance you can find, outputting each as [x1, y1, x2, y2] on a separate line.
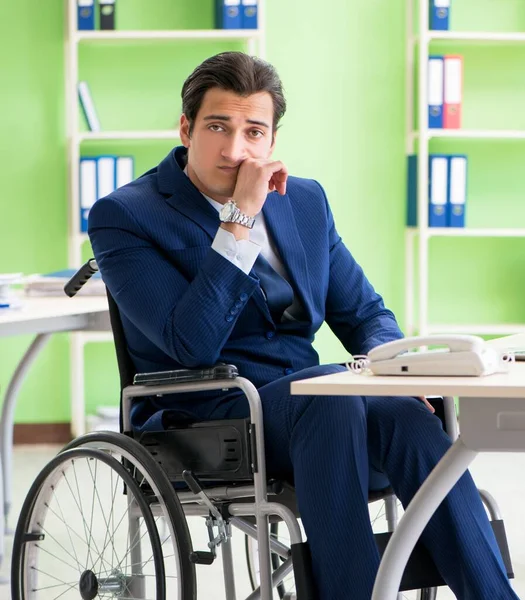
[1, 0, 524, 424]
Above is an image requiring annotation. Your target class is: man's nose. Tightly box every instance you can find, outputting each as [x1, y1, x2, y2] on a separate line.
[221, 132, 246, 164]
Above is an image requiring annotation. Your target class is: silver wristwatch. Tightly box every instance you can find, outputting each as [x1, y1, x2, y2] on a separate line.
[219, 200, 256, 229]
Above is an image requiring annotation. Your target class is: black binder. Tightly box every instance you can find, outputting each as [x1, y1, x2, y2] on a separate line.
[99, 0, 115, 30]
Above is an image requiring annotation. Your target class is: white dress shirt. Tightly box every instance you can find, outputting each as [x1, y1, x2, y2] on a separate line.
[183, 168, 300, 320]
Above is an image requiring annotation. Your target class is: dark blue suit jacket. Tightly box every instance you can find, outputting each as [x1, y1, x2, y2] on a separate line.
[88, 146, 404, 430]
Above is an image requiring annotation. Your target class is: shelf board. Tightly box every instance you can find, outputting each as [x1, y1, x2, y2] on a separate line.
[412, 129, 525, 140]
[78, 130, 181, 141]
[407, 228, 525, 238]
[427, 324, 525, 336]
[428, 31, 525, 43]
[75, 29, 261, 42]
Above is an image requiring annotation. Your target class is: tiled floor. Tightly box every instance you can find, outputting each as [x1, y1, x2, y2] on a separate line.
[1, 444, 525, 599]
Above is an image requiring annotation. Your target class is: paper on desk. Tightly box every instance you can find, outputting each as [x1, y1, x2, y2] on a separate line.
[0, 273, 24, 309]
[486, 334, 525, 351]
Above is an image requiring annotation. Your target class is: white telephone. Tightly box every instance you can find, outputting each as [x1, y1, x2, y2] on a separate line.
[361, 334, 511, 377]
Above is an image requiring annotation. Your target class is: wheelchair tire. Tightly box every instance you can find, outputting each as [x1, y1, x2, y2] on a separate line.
[11, 447, 165, 600]
[61, 430, 197, 599]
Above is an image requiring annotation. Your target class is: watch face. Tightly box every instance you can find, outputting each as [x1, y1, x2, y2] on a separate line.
[220, 201, 236, 221]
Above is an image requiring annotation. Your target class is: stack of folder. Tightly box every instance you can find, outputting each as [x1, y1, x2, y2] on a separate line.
[80, 155, 134, 232]
[215, 0, 258, 29]
[407, 154, 468, 228]
[428, 55, 463, 129]
[23, 270, 105, 297]
[77, 0, 115, 30]
[0, 274, 23, 309]
[429, 0, 451, 31]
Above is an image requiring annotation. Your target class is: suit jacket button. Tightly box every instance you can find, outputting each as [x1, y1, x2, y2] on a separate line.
[265, 331, 275, 340]
[284, 368, 294, 375]
[226, 315, 234, 322]
[240, 293, 248, 301]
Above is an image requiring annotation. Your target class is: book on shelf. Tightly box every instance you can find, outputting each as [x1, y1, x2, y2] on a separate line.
[407, 154, 468, 228]
[429, 0, 450, 31]
[79, 155, 135, 233]
[241, 0, 258, 29]
[428, 55, 463, 130]
[78, 81, 101, 132]
[77, 0, 95, 30]
[216, 0, 242, 29]
[98, 0, 116, 30]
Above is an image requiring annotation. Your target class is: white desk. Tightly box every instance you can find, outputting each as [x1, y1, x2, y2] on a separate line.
[291, 334, 525, 600]
[0, 295, 110, 574]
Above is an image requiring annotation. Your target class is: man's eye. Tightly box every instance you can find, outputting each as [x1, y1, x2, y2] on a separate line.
[209, 124, 224, 132]
[250, 130, 264, 138]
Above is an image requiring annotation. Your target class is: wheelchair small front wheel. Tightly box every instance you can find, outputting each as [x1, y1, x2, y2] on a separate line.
[11, 447, 165, 600]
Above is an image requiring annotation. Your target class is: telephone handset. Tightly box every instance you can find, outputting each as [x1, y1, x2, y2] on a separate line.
[364, 334, 511, 377]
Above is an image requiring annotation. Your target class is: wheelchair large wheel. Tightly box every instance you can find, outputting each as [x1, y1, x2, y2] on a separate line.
[61, 431, 197, 599]
[11, 447, 164, 599]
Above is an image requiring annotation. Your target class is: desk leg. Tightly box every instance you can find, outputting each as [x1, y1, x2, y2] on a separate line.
[1, 334, 52, 533]
[371, 438, 477, 600]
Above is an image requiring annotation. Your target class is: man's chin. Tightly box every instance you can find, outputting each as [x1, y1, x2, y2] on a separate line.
[208, 185, 235, 200]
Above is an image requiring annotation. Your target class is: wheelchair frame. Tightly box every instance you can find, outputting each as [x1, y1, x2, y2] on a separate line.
[11, 258, 512, 600]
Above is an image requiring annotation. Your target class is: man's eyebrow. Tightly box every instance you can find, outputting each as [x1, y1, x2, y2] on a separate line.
[203, 114, 270, 128]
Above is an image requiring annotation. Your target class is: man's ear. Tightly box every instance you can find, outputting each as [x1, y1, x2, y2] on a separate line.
[180, 114, 191, 147]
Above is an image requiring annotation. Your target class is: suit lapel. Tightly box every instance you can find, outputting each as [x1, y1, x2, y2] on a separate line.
[262, 192, 312, 320]
[158, 147, 274, 324]
[158, 147, 221, 241]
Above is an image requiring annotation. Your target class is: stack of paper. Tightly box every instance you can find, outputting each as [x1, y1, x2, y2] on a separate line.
[23, 269, 105, 297]
[0, 274, 24, 309]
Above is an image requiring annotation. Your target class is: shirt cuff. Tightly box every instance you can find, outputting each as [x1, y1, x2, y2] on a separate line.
[212, 226, 261, 275]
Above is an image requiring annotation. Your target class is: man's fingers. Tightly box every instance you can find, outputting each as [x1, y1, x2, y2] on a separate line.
[419, 396, 435, 413]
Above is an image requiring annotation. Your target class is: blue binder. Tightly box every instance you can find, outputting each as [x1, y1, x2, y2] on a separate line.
[242, 0, 258, 29]
[77, 0, 95, 30]
[79, 157, 97, 233]
[447, 155, 467, 227]
[216, 0, 242, 29]
[429, 0, 450, 31]
[428, 55, 444, 129]
[407, 155, 418, 227]
[407, 154, 449, 227]
[429, 155, 448, 227]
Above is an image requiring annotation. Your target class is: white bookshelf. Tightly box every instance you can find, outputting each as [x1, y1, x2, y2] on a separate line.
[64, 0, 266, 436]
[77, 130, 181, 142]
[405, 0, 525, 338]
[428, 31, 525, 43]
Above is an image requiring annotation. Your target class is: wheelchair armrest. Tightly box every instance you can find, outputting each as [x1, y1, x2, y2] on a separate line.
[133, 364, 238, 387]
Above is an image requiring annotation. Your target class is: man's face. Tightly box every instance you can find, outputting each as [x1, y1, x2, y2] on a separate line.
[180, 88, 276, 203]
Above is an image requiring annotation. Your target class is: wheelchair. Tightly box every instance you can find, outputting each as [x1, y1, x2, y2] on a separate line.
[10, 258, 514, 600]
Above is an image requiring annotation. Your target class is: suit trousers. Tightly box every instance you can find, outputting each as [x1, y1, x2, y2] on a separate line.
[210, 364, 518, 600]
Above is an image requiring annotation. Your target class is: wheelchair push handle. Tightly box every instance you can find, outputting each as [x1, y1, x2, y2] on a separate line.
[64, 258, 99, 298]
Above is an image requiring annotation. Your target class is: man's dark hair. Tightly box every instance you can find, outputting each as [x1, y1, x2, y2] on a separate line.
[181, 51, 286, 136]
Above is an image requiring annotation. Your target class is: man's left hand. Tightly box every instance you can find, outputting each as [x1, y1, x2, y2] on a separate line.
[419, 396, 435, 413]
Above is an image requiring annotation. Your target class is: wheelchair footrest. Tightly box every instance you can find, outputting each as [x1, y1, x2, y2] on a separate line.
[290, 542, 317, 600]
[375, 519, 514, 592]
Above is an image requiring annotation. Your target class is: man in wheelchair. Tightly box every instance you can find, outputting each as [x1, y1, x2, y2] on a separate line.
[87, 52, 519, 599]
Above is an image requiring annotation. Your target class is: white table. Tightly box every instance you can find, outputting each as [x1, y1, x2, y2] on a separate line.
[0, 295, 110, 575]
[290, 334, 525, 600]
